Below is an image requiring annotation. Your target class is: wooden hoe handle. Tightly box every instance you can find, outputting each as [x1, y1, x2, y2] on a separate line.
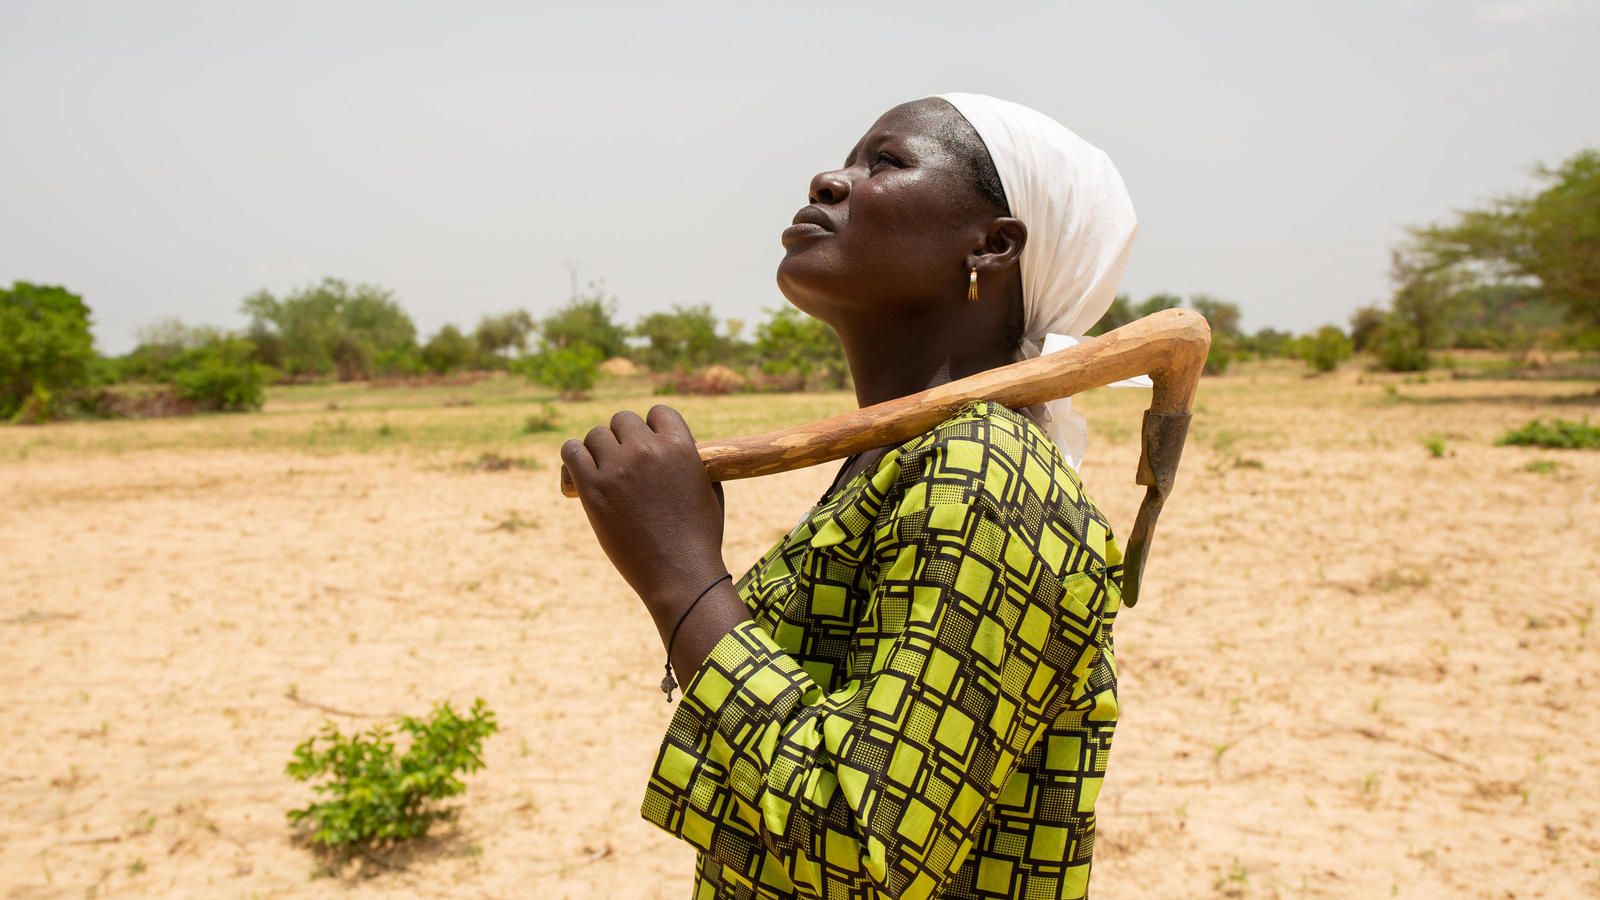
[559, 308, 1211, 608]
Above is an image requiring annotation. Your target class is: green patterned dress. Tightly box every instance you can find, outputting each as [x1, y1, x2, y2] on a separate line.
[641, 400, 1123, 899]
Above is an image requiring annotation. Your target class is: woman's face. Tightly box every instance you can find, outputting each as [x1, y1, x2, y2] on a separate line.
[775, 99, 1001, 326]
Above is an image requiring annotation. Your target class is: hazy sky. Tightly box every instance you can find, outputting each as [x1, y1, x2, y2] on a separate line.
[3, 0, 1596, 354]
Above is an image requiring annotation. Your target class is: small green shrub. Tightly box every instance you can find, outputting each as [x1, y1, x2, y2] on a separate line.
[1524, 459, 1560, 474]
[1497, 418, 1600, 450]
[1423, 435, 1448, 458]
[286, 699, 497, 854]
[521, 402, 559, 433]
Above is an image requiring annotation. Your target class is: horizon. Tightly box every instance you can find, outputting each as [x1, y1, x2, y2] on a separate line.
[3, 0, 1596, 355]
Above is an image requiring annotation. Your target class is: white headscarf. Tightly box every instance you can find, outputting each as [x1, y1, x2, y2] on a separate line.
[938, 92, 1144, 471]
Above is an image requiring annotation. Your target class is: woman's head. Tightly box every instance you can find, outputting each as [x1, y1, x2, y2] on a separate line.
[774, 97, 1028, 351]
[777, 93, 1137, 468]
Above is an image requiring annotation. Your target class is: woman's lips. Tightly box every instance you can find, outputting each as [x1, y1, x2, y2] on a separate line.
[781, 222, 830, 247]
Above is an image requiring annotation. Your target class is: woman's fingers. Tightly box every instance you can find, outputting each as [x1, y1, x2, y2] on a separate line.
[583, 423, 620, 466]
[646, 404, 695, 443]
[560, 438, 597, 485]
[609, 409, 654, 446]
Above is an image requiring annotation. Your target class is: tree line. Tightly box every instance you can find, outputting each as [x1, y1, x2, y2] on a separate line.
[0, 278, 851, 421]
[3, 146, 1593, 422]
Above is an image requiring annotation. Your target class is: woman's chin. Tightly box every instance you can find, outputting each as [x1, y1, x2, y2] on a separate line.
[775, 255, 825, 303]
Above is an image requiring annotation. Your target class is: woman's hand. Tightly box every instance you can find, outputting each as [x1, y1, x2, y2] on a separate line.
[560, 405, 729, 610]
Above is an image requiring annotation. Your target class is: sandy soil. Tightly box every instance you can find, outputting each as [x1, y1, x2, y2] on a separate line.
[2, 372, 1598, 899]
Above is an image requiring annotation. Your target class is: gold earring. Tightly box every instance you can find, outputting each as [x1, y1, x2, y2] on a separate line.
[968, 267, 978, 302]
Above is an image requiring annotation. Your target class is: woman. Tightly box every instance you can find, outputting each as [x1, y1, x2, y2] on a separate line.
[560, 93, 1135, 899]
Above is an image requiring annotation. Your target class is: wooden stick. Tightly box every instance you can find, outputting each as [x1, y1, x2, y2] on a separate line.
[557, 308, 1211, 608]
[560, 308, 1209, 493]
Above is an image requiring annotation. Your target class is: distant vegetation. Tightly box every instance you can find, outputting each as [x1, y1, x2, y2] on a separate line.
[1497, 418, 1600, 450]
[2, 147, 1593, 423]
[1361, 147, 1600, 371]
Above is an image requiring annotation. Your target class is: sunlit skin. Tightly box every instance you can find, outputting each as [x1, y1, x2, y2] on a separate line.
[560, 99, 1030, 682]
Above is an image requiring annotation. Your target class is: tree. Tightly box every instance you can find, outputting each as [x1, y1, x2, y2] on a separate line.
[0, 282, 96, 420]
[421, 325, 477, 374]
[1135, 292, 1183, 318]
[1380, 249, 1462, 370]
[121, 318, 229, 381]
[1348, 304, 1387, 353]
[241, 278, 418, 380]
[1188, 295, 1242, 340]
[1410, 148, 1599, 327]
[1085, 294, 1136, 336]
[1241, 327, 1293, 358]
[1187, 295, 1242, 375]
[539, 284, 628, 359]
[633, 304, 723, 372]
[473, 310, 535, 364]
[755, 307, 848, 389]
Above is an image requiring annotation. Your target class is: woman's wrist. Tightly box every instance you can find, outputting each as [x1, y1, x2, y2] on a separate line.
[640, 557, 732, 620]
[662, 584, 751, 688]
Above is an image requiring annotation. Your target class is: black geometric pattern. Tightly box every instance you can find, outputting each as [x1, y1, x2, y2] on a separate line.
[641, 401, 1122, 899]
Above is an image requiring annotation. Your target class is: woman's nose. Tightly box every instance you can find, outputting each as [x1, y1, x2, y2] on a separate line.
[808, 169, 850, 205]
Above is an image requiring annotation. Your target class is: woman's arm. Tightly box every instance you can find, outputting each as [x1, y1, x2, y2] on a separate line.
[560, 406, 753, 681]
[642, 492, 1116, 898]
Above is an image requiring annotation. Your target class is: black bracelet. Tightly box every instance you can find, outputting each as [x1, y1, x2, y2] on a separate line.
[661, 572, 733, 702]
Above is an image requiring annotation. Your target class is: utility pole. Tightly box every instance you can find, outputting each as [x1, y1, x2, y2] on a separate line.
[562, 258, 582, 301]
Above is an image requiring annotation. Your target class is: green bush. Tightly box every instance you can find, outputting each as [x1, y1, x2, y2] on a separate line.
[172, 357, 269, 411]
[1203, 342, 1233, 375]
[1371, 324, 1431, 372]
[1, 282, 96, 421]
[1497, 418, 1600, 450]
[1298, 325, 1354, 373]
[286, 699, 497, 854]
[518, 343, 604, 400]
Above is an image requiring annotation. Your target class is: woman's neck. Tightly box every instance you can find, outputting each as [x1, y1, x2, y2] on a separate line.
[834, 315, 1016, 409]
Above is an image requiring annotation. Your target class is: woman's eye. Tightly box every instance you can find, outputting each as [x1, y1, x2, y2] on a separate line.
[870, 153, 899, 172]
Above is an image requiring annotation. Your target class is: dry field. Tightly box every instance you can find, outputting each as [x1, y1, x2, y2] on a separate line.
[2, 365, 1597, 899]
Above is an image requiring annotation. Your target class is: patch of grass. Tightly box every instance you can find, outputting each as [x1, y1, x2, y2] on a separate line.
[1214, 857, 1250, 894]
[1524, 459, 1561, 474]
[461, 452, 541, 472]
[1423, 434, 1448, 458]
[1371, 566, 1431, 592]
[522, 402, 560, 434]
[486, 511, 538, 532]
[1498, 417, 1600, 450]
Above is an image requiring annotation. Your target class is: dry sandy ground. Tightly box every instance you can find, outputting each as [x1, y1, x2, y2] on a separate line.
[2, 372, 1598, 899]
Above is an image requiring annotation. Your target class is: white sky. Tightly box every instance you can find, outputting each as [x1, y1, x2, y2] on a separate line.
[2, 0, 1596, 354]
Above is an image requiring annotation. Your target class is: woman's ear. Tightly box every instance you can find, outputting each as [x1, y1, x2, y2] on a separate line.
[969, 217, 1027, 273]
